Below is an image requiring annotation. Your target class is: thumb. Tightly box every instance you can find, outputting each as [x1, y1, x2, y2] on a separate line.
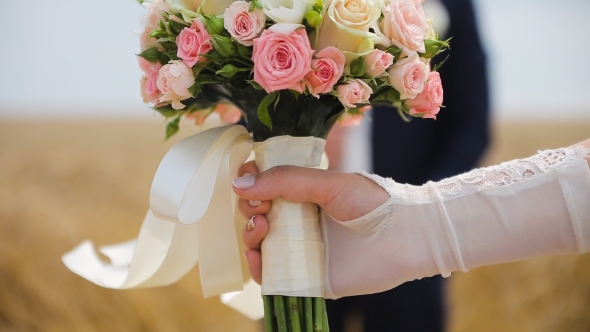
[232, 166, 341, 207]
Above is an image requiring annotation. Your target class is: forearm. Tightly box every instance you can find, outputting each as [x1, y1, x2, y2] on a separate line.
[323, 144, 590, 298]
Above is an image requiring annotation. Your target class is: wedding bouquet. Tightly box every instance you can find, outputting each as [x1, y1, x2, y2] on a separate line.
[138, 0, 448, 140]
[63, 1, 448, 331]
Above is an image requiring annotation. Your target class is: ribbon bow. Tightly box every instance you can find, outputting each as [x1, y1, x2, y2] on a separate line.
[62, 125, 263, 317]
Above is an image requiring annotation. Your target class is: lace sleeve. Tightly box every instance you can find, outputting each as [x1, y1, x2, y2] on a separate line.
[322, 146, 590, 299]
[359, 145, 590, 204]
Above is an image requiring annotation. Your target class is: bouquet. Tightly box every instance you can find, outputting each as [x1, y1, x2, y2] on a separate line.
[64, 1, 448, 331]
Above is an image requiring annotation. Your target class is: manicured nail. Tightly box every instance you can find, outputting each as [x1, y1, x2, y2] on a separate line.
[247, 216, 256, 231]
[233, 175, 255, 189]
[249, 200, 261, 207]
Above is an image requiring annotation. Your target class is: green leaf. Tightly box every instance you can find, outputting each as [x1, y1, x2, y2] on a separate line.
[248, 81, 264, 90]
[432, 54, 449, 72]
[210, 35, 236, 57]
[257, 92, 278, 130]
[202, 14, 225, 35]
[386, 45, 403, 61]
[201, 50, 224, 65]
[235, 43, 252, 57]
[419, 39, 450, 59]
[165, 116, 181, 140]
[149, 29, 169, 39]
[163, 50, 180, 61]
[370, 87, 400, 103]
[137, 47, 160, 63]
[154, 107, 183, 118]
[350, 56, 366, 77]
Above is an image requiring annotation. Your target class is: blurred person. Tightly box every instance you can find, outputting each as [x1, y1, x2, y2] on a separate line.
[324, 0, 490, 330]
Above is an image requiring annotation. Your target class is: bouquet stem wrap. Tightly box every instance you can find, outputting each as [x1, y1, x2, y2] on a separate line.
[253, 136, 326, 298]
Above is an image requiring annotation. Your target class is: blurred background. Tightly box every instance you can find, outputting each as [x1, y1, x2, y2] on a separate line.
[1, 0, 589, 331]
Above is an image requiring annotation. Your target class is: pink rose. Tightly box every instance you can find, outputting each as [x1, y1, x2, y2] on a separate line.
[140, 27, 157, 51]
[139, 58, 162, 104]
[364, 49, 394, 78]
[381, 0, 426, 53]
[157, 61, 195, 110]
[224, 1, 265, 46]
[252, 25, 314, 93]
[304, 47, 346, 97]
[337, 79, 373, 108]
[406, 71, 443, 119]
[177, 19, 213, 67]
[145, 0, 169, 31]
[214, 103, 242, 124]
[387, 52, 428, 99]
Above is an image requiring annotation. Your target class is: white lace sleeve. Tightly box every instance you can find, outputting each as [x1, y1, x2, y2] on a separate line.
[321, 146, 590, 299]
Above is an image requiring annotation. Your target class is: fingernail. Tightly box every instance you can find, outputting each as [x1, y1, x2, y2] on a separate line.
[249, 200, 261, 207]
[233, 175, 255, 189]
[247, 216, 256, 231]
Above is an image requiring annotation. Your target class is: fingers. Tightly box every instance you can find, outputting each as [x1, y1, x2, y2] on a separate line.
[238, 198, 271, 219]
[242, 215, 268, 250]
[238, 160, 259, 177]
[237, 161, 269, 216]
[233, 166, 342, 207]
[243, 215, 268, 285]
[245, 250, 262, 285]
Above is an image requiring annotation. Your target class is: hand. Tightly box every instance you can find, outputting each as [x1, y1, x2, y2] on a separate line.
[232, 162, 389, 284]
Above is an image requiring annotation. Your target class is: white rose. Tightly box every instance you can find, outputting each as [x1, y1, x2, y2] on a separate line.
[261, 0, 308, 24]
[315, 0, 381, 53]
[164, 0, 202, 12]
[200, 0, 237, 15]
[425, 17, 436, 40]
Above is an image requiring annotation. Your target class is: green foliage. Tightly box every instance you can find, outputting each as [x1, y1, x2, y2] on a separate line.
[202, 14, 225, 35]
[350, 57, 366, 77]
[305, 11, 322, 28]
[249, 0, 263, 12]
[211, 35, 236, 57]
[165, 116, 181, 140]
[419, 38, 450, 59]
[137, 47, 161, 63]
[386, 45, 403, 61]
[154, 107, 184, 118]
[257, 92, 278, 130]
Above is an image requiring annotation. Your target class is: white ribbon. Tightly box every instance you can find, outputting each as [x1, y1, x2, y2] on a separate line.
[62, 125, 328, 319]
[63, 125, 251, 295]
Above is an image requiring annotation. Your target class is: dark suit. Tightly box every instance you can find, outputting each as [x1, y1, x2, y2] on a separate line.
[326, 0, 490, 331]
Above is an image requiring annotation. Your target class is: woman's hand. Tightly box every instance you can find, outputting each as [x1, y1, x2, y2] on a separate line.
[232, 161, 389, 284]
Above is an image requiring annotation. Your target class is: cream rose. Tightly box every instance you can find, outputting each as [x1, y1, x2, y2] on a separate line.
[387, 52, 428, 99]
[316, 0, 381, 52]
[261, 0, 308, 24]
[381, 0, 427, 53]
[165, 0, 202, 12]
[157, 61, 195, 110]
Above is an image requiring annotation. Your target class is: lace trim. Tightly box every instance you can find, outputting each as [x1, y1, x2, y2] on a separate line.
[360, 146, 590, 204]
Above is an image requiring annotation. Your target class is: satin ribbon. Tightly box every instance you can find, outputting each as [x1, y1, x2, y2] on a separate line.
[62, 125, 328, 319]
[62, 125, 251, 297]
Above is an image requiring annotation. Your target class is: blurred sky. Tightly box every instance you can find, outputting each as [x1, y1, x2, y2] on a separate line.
[0, 0, 588, 120]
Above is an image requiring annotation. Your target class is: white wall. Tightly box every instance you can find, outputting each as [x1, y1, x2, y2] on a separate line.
[0, 0, 588, 120]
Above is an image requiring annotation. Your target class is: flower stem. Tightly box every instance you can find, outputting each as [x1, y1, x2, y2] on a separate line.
[304, 297, 313, 331]
[263, 296, 276, 332]
[274, 296, 288, 332]
[313, 297, 323, 332]
[288, 297, 302, 332]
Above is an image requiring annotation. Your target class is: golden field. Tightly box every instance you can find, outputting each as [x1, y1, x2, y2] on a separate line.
[1, 120, 589, 332]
